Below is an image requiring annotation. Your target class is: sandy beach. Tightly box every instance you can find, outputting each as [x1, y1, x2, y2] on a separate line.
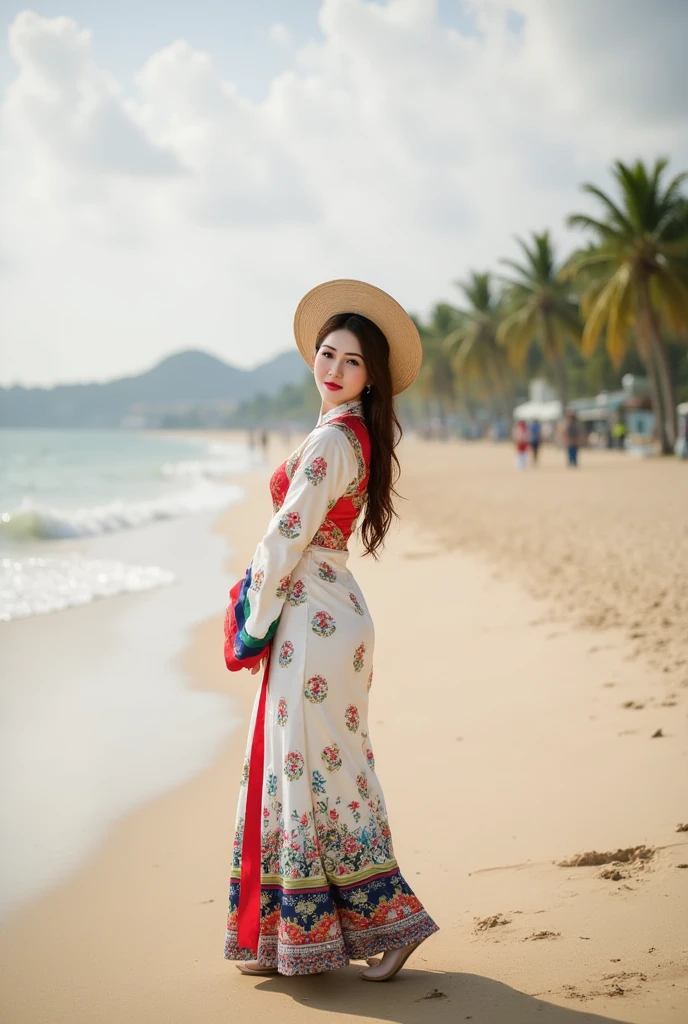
[1, 437, 686, 1024]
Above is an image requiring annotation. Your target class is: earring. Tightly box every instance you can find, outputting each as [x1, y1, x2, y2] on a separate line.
[365, 385, 372, 394]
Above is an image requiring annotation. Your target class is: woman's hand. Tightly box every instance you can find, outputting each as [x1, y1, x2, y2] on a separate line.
[250, 655, 267, 676]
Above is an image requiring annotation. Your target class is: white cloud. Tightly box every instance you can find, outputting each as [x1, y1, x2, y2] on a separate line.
[269, 22, 292, 48]
[0, 1, 686, 385]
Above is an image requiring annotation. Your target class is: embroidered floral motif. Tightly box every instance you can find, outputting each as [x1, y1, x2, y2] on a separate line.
[278, 511, 302, 539]
[284, 750, 305, 781]
[348, 799, 361, 823]
[266, 770, 278, 797]
[304, 675, 328, 703]
[240, 756, 249, 787]
[345, 704, 360, 733]
[270, 470, 284, 514]
[321, 744, 342, 772]
[367, 667, 374, 692]
[365, 747, 376, 772]
[349, 592, 364, 615]
[313, 793, 393, 876]
[279, 641, 294, 667]
[276, 698, 288, 727]
[287, 580, 307, 607]
[276, 574, 292, 599]
[311, 610, 336, 638]
[353, 642, 366, 672]
[331, 422, 366, 495]
[356, 771, 369, 798]
[311, 770, 327, 795]
[250, 569, 264, 592]
[311, 519, 347, 551]
[318, 561, 337, 583]
[304, 456, 327, 486]
[225, 871, 439, 975]
[285, 447, 304, 480]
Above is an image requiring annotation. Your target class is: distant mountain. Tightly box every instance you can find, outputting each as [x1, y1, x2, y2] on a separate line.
[0, 349, 309, 428]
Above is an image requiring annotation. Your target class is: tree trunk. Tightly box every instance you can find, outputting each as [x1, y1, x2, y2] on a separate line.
[637, 320, 668, 454]
[645, 346, 667, 453]
[638, 282, 674, 454]
[555, 356, 569, 412]
[490, 355, 514, 422]
[647, 308, 677, 451]
[542, 313, 568, 409]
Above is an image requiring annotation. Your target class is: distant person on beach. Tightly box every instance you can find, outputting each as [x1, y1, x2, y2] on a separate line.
[612, 418, 627, 449]
[512, 419, 529, 469]
[529, 419, 542, 466]
[563, 412, 581, 467]
[222, 280, 438, 982]
[260, 429, 269, 457]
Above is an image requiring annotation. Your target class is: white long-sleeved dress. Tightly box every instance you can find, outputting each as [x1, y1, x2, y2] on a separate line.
[223, 399, 438, 975]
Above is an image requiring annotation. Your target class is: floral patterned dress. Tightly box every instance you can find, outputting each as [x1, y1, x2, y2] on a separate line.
[223, 399, 438, 975]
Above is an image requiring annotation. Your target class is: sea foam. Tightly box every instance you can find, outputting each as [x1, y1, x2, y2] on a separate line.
[0, 554, 175, 621]
[0, 480, 242, 541]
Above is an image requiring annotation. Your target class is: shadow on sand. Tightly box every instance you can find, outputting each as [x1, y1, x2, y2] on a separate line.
[251, 966, 632, 1024]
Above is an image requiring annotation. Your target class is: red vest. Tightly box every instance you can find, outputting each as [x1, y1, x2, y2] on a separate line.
[269, 413, 371, 550]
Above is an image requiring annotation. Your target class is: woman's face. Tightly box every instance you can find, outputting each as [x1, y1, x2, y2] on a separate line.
[314, 328, 370, 412]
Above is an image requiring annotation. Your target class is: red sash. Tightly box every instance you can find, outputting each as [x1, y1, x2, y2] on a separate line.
[236, 648, 271, 952]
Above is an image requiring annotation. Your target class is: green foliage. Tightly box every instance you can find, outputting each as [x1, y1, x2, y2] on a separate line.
[566, 158, 688, 361]
[565, 157, 688, 451]
[496, 230, 581, 406]
[225, 158, 687, 444]
[442, 272, 516, 418]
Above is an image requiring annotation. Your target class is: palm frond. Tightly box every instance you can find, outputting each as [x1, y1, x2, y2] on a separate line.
[580, 182, 634, 234]
[651, 270, 688, 338]
[605, 265, 635, 365]
[566, 213, 619, 240]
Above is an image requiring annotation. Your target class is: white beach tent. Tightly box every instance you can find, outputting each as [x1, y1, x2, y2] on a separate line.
[512, 399, 562, 422]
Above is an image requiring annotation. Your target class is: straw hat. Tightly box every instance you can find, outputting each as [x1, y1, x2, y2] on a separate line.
[293, 279, 422, 396]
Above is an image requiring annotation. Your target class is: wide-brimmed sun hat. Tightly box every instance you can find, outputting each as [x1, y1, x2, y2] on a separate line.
[293, 279, 423, 396]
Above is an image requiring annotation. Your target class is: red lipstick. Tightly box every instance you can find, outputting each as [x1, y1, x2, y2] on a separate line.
[324, 382, 343, 391]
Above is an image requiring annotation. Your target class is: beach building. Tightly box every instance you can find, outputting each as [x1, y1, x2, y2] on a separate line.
[513, 375, 653, 450]
[512, 379, 562, 440]
[568, 375, 652, 450]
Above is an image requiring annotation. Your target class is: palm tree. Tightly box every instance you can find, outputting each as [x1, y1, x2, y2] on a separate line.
[413, 304, 460, 427]
[496, 230, 581, 409]
[443, 272, 512, 420]
[565, 158, 688, 453]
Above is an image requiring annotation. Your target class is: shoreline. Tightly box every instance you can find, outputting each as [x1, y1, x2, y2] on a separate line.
[1, 438, 686, 1023]
[0, 505, 242, 922]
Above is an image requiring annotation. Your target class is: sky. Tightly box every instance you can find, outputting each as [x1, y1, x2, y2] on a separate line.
[0, 0, 686, 387]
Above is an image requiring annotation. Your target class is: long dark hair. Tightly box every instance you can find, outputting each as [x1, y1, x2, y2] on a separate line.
[315, 313, 402, 559]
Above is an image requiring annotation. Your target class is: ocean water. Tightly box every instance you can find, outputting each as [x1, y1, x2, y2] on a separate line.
[0, 429, 258, 921]
[0, 429, 248, 620]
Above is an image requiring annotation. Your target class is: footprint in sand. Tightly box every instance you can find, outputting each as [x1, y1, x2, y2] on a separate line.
[473, 913, 511, 933]
[558, 847, 654, 879]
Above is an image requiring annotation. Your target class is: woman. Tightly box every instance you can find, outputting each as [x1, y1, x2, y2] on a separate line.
[223, 280, 438, 981]
[512, 419, 529, 469]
